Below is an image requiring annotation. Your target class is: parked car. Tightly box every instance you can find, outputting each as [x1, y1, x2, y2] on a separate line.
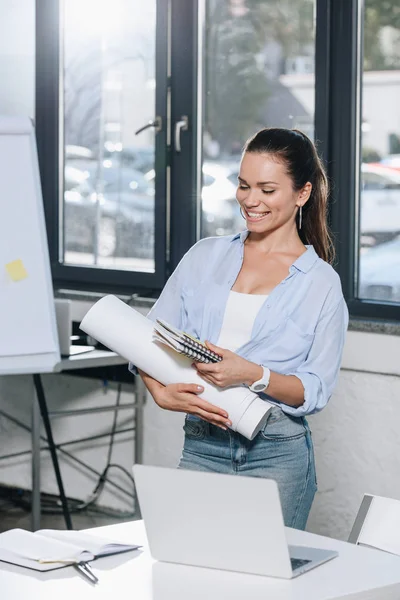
[379, 154, 400, 171]
[360, 164, 400, 246]
[104, 145, 155, 174]
[142, 160, 243, 240]
[64, 163, 154, 258]
[359, 236, 400, 302]
[201, 162, 242, 237]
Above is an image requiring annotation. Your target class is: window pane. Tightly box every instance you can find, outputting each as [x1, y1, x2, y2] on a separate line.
[201, 0, 316, 239]
[0, 0, 35, 117]
[63, 0, 156, 272]
[358, 0, 400, 304]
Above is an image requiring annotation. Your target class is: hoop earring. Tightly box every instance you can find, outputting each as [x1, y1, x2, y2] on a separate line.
[240, 207, 246, 220]
[298, 205, 302, 229]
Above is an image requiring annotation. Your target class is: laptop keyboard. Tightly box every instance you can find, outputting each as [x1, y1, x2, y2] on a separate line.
[290, 557, 312, 571]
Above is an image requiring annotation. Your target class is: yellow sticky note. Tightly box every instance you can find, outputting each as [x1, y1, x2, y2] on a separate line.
[5, 259, 28, 282]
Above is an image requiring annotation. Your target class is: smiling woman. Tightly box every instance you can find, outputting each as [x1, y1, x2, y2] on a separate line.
[138, 127, 349, 532]
[238, 128, 333, 264]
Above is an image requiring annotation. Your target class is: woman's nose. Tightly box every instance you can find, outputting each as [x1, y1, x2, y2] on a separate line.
[241, 188, 262, 207]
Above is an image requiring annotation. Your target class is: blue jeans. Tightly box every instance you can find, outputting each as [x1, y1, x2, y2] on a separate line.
[178, 406, 317, 530]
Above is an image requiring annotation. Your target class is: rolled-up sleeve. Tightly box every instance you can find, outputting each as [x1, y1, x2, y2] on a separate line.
[282, 298, 349, 417]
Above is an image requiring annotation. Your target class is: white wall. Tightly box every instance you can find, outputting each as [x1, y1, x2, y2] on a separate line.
[1, 327, 400, 540]
[0, 0, 35, 117]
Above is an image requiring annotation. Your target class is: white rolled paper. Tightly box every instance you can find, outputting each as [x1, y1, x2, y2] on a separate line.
[80, 295, 273, 440]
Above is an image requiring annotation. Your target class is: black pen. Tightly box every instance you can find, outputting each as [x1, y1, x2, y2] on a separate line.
[74, 561, 99, 584]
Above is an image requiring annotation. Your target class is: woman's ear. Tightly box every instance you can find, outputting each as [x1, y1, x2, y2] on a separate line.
[297, 182, 312, 206]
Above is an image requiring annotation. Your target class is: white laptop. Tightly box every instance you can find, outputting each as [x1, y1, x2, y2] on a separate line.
[133, 464, 337, 579]
[55, 298, 94, 357]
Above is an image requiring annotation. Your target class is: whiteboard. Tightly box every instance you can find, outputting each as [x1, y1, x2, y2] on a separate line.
[0, 116, 60, 374]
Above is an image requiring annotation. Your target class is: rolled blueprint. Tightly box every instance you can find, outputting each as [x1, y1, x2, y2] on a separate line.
[80, 295, 273, 440]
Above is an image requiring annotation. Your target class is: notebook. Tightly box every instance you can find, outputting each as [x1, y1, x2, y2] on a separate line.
[153, 319, 223, 364]
[0, 528, 140, 572]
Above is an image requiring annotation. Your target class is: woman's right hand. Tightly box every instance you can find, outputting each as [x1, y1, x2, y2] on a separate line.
[155, 383, 232, 430]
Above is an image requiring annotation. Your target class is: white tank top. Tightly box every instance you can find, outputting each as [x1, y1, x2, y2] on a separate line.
[216, 290, 268, 352]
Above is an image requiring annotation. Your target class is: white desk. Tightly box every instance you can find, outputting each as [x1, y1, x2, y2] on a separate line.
[2, 520, 400, 599]
[54, 349, 129, 372]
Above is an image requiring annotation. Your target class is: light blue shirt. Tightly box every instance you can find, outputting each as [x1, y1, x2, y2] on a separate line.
[137, 230, 349, 417]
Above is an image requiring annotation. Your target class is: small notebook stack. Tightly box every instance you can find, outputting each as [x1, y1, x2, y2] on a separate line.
[153, 319, 222, 364]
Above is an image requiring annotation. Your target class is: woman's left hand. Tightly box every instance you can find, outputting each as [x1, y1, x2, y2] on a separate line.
[193, 341, 262, 388]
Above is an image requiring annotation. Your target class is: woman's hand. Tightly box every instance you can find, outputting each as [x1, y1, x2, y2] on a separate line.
[193, 341, 263, 388]
[154, 382, 232, 430]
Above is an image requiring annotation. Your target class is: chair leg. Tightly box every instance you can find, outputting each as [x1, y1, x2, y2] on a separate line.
[33, 374, 73, 530]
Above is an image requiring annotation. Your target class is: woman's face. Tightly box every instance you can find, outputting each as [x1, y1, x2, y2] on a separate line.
[236, 152, 310, 235]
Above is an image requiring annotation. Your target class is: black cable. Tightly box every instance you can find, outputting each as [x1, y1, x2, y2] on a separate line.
[103, 464, 136, 485]
[0, 485, 136, 519]
[0, 409, 132, 499]
[75, 383, 124, 511]
[0, 382, 137, 518]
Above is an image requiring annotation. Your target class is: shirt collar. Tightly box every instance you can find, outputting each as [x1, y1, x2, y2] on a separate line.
[230, 230, 319, 273]
[231, 230, 250, 244]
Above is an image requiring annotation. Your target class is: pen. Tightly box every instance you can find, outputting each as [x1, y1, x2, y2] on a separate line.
[74, 561, 99, 584]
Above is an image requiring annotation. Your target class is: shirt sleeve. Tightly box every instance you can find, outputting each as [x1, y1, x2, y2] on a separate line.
[278, 298, 349, 417]
[128, 245, 194, 376]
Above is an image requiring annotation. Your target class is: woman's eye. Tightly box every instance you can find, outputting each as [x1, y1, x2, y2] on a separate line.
[238, 184, 249, 190]
[262, 190, 274, 195]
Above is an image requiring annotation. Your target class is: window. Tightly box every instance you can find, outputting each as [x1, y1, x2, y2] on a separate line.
[36, 0, 169, 293]
[358, 0, 400, 306]
[62, 0, 156, 272]
[201, 0, 316, 239]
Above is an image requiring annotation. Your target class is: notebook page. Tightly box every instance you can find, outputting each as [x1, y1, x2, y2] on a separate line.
[153, 325, 184, 351]
[0, 528, 93, 563]
[39, 529, 139, 557]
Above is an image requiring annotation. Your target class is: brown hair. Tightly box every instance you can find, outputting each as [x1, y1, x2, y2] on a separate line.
[243, 127, 334, 264]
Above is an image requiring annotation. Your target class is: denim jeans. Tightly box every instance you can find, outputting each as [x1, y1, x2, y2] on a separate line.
[178, 406, 317, 530]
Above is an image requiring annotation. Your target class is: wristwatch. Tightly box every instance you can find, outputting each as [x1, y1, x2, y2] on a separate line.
[249, 366, 271, 393]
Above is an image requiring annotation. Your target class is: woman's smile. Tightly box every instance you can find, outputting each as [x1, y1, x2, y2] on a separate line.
[243, 206, 271, 222]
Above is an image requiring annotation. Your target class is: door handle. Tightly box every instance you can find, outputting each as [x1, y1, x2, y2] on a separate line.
[135, 116, 162, 136]
[174, 116, 188, 152]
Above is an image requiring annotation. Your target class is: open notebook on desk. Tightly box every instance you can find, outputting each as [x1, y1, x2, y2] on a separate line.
[0, 528, 140, 572]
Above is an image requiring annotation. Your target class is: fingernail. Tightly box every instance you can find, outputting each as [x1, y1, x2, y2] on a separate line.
[196, 385, 203, 391]
[226, 421, 232, 427]
[219, 425, 227, 431]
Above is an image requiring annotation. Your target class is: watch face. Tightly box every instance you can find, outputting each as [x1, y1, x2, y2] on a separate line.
[254, 383, 266, 392]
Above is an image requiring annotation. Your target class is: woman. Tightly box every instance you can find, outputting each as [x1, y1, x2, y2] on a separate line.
[138, 128, 348, 530]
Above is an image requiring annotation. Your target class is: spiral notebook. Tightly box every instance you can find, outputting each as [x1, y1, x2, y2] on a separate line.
[153, 319, 222, 364]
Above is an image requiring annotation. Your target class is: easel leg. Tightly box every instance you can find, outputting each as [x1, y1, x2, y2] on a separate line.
[33, 374, 73, 530]
[134, 376, 146, 519]
[31, 388, 41, 531]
